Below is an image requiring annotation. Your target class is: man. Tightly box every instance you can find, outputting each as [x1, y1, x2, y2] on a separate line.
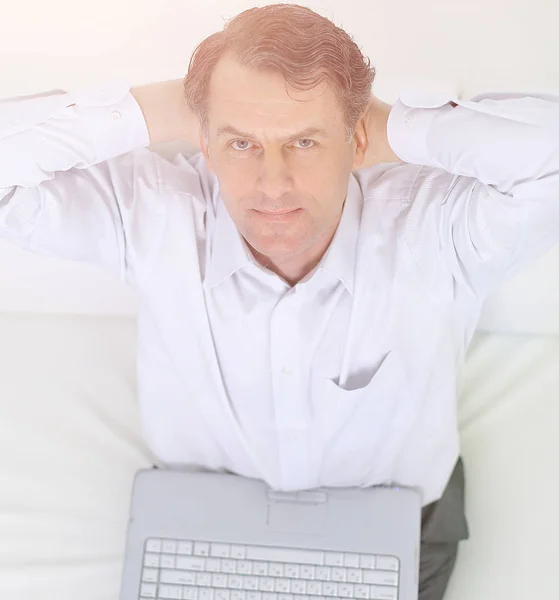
[1, 3, 559, 599]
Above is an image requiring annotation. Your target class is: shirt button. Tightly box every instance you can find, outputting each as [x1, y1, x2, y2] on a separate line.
[282, 366, 293, 375]
[111, 110, 121, 121]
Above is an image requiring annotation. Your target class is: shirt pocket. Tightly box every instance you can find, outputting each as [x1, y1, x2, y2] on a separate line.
[314, 349, 418, 486]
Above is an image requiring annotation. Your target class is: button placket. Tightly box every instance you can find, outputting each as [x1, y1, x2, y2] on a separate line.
[270, 291, 309, 487]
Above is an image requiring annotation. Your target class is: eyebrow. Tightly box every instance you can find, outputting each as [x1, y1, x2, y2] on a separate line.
[215, 125, 328, 142]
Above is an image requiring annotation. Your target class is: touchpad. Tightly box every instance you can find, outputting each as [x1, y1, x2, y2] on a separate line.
[267, 501, 327, 535]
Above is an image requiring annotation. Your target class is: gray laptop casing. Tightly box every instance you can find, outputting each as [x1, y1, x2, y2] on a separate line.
[120, 469, 422, 600]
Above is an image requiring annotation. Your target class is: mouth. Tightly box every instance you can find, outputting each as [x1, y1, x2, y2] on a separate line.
[253, 208, 302, 221]
[256, 208, 300, 215]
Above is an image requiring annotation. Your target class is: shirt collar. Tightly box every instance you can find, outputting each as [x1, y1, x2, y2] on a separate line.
[204, 172, 363, 295]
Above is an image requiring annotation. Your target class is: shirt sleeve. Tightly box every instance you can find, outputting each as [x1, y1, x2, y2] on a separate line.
[0, 80, 152, 284]
[387, 89, 559, 298]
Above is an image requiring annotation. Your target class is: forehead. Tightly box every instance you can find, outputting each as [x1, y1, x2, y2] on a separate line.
[206, 56, 344, 136]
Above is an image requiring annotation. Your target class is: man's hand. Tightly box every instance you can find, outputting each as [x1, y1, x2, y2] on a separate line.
[359, 96, 403, 170]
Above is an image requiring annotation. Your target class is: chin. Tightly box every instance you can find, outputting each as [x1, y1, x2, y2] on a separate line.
[248, 235, 306, 260]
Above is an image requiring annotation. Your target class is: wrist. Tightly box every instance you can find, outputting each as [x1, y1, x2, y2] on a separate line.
[131, 79, 201, 147]
[362, 97, 403, 168]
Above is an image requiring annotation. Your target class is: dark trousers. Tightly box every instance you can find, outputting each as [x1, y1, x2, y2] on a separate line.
[419, 458, 469, 600]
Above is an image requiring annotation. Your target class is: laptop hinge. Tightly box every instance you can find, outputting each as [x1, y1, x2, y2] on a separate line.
[267, 489, 328, 504]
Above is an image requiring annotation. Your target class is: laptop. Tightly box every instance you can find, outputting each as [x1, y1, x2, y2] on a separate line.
[119, 468, 422, 600]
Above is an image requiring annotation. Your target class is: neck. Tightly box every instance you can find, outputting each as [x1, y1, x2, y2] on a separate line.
[249, 217, 341, 287]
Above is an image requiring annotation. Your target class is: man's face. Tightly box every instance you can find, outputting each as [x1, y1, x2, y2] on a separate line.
[200, 56, 367, 265]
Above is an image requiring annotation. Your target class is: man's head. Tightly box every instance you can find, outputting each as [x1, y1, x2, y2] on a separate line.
[183, 4, 376, 282]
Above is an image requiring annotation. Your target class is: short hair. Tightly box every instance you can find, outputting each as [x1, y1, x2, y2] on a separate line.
[183, 3, 376, 144]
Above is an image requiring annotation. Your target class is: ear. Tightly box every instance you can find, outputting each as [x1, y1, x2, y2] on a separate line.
[351, 110, 369, 171]
[199, 129, 215, 174]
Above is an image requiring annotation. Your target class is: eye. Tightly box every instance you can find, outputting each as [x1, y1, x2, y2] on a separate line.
[229, 138, 317, 152]
[294, 139, 315, 149]
[230, 139, 254, 151]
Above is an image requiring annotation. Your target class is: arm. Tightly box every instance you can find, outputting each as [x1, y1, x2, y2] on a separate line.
[360, 96, 404, 168]
[0, 81, 151, 283]
[385, 88, 559, 297]
[130, 78, 201, 146]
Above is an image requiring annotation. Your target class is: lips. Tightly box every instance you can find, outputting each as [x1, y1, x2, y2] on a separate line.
[257, 209, 298, 215]
[253, 208, 302, 221]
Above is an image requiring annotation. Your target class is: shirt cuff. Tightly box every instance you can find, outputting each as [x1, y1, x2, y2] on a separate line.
[386, 90, 458, 167]
[71, 80, 151, 162]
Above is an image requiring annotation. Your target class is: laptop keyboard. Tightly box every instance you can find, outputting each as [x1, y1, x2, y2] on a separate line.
[139, 539, 400, 600]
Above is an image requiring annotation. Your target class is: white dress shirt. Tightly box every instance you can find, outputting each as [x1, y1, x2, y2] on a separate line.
[1, 81, 559, 506]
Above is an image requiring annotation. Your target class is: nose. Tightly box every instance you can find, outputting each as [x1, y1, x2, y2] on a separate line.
[256, 149, 294, 202]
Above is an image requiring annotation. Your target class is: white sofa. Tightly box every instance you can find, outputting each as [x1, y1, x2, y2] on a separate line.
[2, 1, 559, 598]
[1, 301, 559, 599]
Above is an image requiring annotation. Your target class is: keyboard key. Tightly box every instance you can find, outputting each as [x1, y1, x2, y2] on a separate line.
[194, 542, 211, 556]
[243, 576, 259, 590]
[213, 574, 229, 588]
[324, 552, 344, 567]
[338, 584, 354, 598]
[247, 593, 262, 600]
[359, 555, 376, 569]
[237, 561, 253, 575]
[215, 591, 231, 600]
[231, 545, 247, 559]
[197, 572, 212, 587]
[275, 579, 291, 593]
[370, 586, 397, 600]
[161, 555, 176, 569]
[300, 565, 315, 579]
[277, 595, 293, 600]
[211, 544, 231, 558]
[259, 578, 275, 592]
[354, 585, 369, 599]
[146, 539, 162, 553]
[178, 541, 194, 555]
[228, 575, 244, 589]
[144, 553, 160, 568]
[363, 571, 398, 586]
[347, 569, 362, 583]
[322, 582, 338, 596]
[291, 581, 306, 594]
[222, 559, 237, 574]
[268, 563, 284, 577]
[284, 564, 299, 578]
[231, 592, 246, 600]
[158, 584, 182, 599]
[263, 594, 278, 600]
[162, 540, 178, 554]
[343, 554, 360, 568]
[140, 582, 157, 598]
[315, 567, 331, 581]
[375, 556, 399, 572]
[206, 558, 223, 572]
[177, 556, 206, 571]
[160, 569, 196, 586]
[331, 568, 347, 582]
[307, 582, 322, 596]
[183, 587, 199, 600]
[253, 562, 268, 576]
[141, 568, 158, 583]
[199, 590, 215, 600]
